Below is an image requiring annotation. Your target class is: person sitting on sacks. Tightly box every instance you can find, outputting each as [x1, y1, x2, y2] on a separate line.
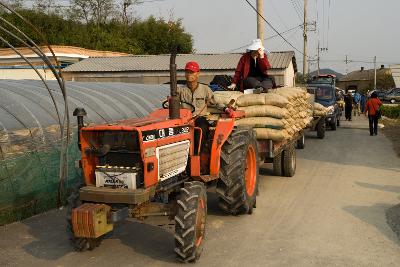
[227, 39, 274, 92]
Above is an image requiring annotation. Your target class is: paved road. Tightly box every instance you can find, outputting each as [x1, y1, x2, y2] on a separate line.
[1, 115, 400, 267]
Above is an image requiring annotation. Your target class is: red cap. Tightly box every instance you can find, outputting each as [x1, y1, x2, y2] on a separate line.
[185, 61, 200, 72]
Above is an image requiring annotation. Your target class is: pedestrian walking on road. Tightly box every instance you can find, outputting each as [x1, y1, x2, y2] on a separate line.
[344, 91, 353, 121]
[364, 92, 382, 136]
[353, 91, 361, 116]
[360, 93, 367, 113]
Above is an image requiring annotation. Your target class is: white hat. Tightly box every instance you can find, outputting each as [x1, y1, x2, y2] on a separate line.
[246, 39, 264, 52]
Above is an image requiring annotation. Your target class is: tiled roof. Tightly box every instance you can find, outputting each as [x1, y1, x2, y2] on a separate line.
[63, 51, 296, 72]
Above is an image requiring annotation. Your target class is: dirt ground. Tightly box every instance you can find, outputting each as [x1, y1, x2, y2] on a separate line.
[382, 118, 400, 158]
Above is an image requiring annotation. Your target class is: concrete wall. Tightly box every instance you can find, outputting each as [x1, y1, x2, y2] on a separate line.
[0, 69, 56, 80]
[63, 69, 290, 86]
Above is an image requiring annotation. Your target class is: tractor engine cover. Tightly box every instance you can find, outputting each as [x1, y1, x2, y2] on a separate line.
[156, 140, 190, 181]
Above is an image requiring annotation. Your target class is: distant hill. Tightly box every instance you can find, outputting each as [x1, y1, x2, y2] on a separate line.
[309, 69, 344, 79]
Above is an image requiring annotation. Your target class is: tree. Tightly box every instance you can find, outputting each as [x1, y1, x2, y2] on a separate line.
[34, 0, 56, 14]
[69, 0, 93, 24]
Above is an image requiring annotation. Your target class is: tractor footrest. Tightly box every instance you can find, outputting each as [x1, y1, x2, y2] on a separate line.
[72, 203, 113, 238]
[79, 186, 154, 205]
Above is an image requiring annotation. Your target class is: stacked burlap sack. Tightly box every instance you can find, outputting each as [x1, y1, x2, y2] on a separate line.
[234, 87, 313, 142]
[313, 102, 329, 116]
[208, 91, 243, 114]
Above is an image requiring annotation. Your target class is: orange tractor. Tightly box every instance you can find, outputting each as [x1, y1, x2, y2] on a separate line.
[67, 53, 259, 262]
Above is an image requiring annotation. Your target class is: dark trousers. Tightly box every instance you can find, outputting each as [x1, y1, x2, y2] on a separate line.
[195, 116, 209, 152]
[243, 76, 274, 90]
[368, 115, 378, 135]
[345, 107, 352, 120]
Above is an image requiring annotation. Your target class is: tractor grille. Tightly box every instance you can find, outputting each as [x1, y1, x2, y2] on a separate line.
[156, 140, 190, 181]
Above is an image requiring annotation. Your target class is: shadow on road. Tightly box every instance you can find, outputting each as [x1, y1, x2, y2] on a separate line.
[21, 210, 74, 260]
[302, 127, 400, 172]
[343, 203, 400, 245]
[355, 182, 400, 194]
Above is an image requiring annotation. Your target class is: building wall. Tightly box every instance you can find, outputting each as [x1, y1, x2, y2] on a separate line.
[63, 69, 290, 86]
[336, 80, 371, 92]
[0, 69, 56, 80]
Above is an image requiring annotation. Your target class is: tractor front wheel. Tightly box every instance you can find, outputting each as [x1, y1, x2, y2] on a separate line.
[174, 181, 207, 263]
[216, 129, 259, 215]
[66, 183, 103, 251]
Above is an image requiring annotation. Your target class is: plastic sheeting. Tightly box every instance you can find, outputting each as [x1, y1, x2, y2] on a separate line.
[0, 80, 169, 224]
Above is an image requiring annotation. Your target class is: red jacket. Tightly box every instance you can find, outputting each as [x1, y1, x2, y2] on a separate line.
[232, 52, 271, 89]
[365, 98, 382, 116]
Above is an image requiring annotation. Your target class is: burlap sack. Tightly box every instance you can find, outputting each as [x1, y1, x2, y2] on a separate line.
[254, 128, 290, 141]
[314, 102, 326, 111]
[235, 117, 285, 129]
[264, 93, 290, 107]
[238, 105, 289, 119]
[213, 91, 243, 106]
[314, 110, 327, 116]
[236, 93, 267, 106]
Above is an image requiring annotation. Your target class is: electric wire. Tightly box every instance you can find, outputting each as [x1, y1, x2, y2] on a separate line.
[243, 0, 309, 58]
[227, 24, 303, 53]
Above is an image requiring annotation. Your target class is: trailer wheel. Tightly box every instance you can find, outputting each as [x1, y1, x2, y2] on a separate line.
[174, 181, 207, 263]
[331, 118, 337, 131]
[282, 144, 296, 177]
[296, 133, 305, 149]
[316, 119, 325, 139]
[216, 129, 259, 215]
[66, 183, 103, 252]
[273, 152, 283, 176]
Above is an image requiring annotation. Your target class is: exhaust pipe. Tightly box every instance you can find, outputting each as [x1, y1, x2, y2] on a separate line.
[169, 48, 180, 120]
[73, 107, 87, 150]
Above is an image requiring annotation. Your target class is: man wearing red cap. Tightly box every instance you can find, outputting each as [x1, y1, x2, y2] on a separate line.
[177, 61, 215, 116]
[177, 61, 216, 151]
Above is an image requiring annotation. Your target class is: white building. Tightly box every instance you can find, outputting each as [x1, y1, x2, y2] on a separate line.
[62, 52, 298, 87]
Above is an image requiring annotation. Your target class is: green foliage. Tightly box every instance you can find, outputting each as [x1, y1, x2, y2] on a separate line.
[0, 8, 193, 54]
[381, 105, 400, 119]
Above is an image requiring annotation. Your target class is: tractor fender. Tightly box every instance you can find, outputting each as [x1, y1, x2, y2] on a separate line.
[209, 119, 235, 176]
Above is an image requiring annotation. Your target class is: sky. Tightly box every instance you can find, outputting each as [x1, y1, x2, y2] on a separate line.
[132, 0, 400, 74]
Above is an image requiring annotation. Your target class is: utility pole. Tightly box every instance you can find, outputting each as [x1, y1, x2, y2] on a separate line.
[317, 42, 320, 76]
[303, 0, 308, 78]
[345, 55, 349, 75]
[374, 56, 377, 90]
[256, 0, 264, 45]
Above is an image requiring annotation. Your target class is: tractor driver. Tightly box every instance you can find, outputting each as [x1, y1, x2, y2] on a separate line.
[177, 61, 216, 150]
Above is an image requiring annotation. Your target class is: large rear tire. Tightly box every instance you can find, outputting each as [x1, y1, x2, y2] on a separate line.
[66, 183, 103, 252]
[174, 181, 207, 263]
[282, 144, 296, 177]
[216, 129, 259, 215]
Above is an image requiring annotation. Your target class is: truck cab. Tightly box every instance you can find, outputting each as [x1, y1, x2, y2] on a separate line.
[307, 84, 341, 130]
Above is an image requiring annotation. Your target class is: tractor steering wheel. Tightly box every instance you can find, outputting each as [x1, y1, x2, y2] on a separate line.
[162, 99, 196, 113]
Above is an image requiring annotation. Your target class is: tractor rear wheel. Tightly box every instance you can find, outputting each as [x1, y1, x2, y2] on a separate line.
[216, 129, 259, 215]
[66, 183, 103, 251]
[174, 181, 207, 263]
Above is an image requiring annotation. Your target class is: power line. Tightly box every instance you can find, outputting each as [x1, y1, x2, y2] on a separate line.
[227, 24, 303, 53]
[289, 0, 303, 22]
[243, 0, 308, 58]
